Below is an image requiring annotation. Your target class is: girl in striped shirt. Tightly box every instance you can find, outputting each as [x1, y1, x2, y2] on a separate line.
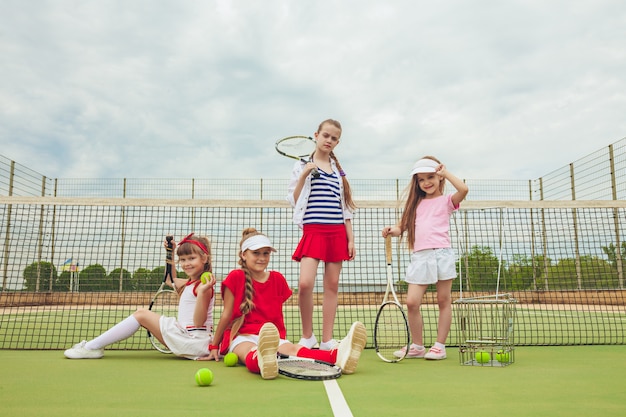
[287, 119, 356, 350]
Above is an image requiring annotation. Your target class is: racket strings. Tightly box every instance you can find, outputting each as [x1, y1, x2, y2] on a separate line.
[374, 303, 410, 362]
[276, 137, 315, 158]
[148, 289, 178, 353]
[278, 359, 340, 377]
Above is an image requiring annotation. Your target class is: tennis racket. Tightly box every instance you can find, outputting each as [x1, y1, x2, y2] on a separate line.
[374, 236, 410, 362]
[147, 235, 178, 353]
[275, 135, 320, 178]
[277, 353, 342, 381]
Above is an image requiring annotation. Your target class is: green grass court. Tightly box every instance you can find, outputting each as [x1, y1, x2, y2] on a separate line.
[1, 346, 625, 417]
[1, 303, 624, 349]
[1, 303, 625, 416]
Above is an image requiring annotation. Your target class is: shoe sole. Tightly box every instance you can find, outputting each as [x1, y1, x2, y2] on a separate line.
[257, 323, 279, 380]
[63, 350, 104, 359]
[424, 352, 447, 360]
[339, 322, 367, 375]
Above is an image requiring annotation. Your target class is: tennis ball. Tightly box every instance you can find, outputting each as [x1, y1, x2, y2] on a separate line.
[475, 351, 491, 364]
[223, 352, 238, 367]
[200, 272, 212, 284]
[495, 350, 510, 363]
[195, 368, 213, 386]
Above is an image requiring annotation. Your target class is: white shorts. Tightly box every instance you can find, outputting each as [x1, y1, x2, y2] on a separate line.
[159, 316, 213, 360]
[230, 334, 291, 353]
[405, 248, 457, 285]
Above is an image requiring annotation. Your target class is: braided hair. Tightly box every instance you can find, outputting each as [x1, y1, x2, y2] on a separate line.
[237, 227, 265, 315]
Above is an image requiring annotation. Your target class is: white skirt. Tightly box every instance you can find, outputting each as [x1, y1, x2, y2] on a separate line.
[405, 248, 457, 285]
[159, 316, 213, 360]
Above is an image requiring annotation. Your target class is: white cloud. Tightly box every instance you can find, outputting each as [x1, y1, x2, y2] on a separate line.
[1, 0, 625, 181]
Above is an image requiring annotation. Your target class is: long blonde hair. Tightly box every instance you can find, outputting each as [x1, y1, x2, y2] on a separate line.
[237, 227, 264, 315]
[228, 228, 267, 341]
[398, 155, 445, 250]
[312, 119, 356, 211]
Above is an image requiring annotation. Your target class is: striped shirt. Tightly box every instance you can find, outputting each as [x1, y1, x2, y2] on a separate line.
[303, 170, 344, 225]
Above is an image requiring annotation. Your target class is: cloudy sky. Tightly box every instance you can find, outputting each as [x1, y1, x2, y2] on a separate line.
[1, 0, 625, 181]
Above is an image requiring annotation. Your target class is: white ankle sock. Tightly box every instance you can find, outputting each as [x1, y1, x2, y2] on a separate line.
[86, 315, 141, 350]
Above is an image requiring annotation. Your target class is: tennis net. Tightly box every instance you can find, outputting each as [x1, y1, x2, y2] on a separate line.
[1, 197, 625, 349]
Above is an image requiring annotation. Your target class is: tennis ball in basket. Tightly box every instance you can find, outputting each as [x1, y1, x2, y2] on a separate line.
[195, 368, 213, 386]
[475, 351, 491, 364]
[495, 350, 510, 363]
[223, 352, 238, 367]
[200, 272, 212, 284]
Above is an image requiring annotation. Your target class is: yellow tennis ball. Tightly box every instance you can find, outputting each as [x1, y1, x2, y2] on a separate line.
[475, 351, 491, 364]
[195, 368, 213, 386]
[200, 272, 212, 284]
[223, 352, 238, 367]
[495, 350, 510, 363]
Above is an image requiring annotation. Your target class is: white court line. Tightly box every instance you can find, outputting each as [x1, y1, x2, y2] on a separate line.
[324, 379, 353, 417]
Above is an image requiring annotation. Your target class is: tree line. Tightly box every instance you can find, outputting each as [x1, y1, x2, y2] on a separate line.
[19, 242, 625, 292]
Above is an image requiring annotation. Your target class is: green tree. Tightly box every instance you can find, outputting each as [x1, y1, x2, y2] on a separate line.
[22, 261, 58, 291]
[149, 266, 186, 288]
[463, 245, 501, 291]
[56, 271, 72, 291]
[551, 255, 616, 290]
[601, 242, 626, 270]
[133, 267, 153, 291]
[108, 268, 132, 291]
[508, 254, 551, 290]
[151, 266, 166, 284]
[77, 264, 107, 291]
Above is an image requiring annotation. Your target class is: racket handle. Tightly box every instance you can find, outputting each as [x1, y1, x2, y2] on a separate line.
[165, 235, 174, 261]
[300, 158, 320, 178]
[385, 236, 392, 264]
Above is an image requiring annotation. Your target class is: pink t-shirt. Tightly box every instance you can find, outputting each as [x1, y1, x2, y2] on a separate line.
[413, 194, 459, 252]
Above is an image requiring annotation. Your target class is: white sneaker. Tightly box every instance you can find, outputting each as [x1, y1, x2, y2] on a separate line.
[335, 322, 367, 374]
[320, 339, 339, 350]
[64, 341, 104, 359]
[424, 346, 447, 360]
[257, 323, 279, 380]
[298, 334, 318, 349]
[394, 344, 426, 359]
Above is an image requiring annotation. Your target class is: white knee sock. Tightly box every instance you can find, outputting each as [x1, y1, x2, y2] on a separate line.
[85, 315, 141, 350]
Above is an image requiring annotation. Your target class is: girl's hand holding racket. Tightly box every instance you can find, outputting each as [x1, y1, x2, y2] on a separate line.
[275, 135, 320, 178]
[301, 161, 319, 179]
[163, 236, 177, 251]
[381, 226, 401, 238]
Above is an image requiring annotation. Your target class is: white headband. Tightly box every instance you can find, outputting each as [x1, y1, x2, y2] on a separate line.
[410, 158, 439, 175]
[241, 235, 276, 253]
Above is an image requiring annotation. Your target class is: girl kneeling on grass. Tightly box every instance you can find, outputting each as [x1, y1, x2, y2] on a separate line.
[204, 227, 366, 380]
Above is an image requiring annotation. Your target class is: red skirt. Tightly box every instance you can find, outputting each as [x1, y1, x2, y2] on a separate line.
[292, 224, 350, 263]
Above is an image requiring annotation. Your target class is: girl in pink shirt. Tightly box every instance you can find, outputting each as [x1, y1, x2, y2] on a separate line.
[382, 156, 468, 360]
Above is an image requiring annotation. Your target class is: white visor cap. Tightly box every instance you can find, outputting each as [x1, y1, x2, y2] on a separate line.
[241, 235, 277, 253]
[410, 158, 439, 175]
